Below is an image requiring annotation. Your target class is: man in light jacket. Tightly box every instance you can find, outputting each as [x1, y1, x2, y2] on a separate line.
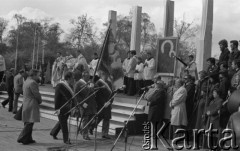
[169, 79, 188, 138]
[13, 70, 24, 114]
[17, 69, 42, 145]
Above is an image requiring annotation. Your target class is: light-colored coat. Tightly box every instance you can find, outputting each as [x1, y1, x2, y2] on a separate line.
[22, 77, 42, 123]
[170, 86, 188, 126]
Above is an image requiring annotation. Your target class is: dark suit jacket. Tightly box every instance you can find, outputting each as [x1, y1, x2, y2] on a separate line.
[205, 97, 222, 129]
[147, 88, 166, 122]
[95, 79, 113, 119]
[185, 82, 196, 120]
[74, 79, 97, 116]
[54, 83, 73, 115]
[6, 73, 14, 92]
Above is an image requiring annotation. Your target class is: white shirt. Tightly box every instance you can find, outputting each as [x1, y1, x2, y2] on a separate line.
[126, 56, 138, 78]
[89, 58, 99, 76]
[143, 58, 155, 80]
[122, 58, 130, 76]
[134, 63, 144, 80]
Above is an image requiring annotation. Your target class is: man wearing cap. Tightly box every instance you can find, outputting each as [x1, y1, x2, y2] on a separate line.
[185, 55, 198, 80]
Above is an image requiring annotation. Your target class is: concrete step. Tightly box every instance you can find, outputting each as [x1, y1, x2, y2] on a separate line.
[0, 90, 146, 135]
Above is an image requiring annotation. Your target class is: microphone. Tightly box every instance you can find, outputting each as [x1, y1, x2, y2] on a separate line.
[141, 84, 154, 90]
[113, 85, 126, 93]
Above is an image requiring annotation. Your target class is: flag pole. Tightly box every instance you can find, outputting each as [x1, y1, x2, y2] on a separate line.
[91, 20, 112, 83]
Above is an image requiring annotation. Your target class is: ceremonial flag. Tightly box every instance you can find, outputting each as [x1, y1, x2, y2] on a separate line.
[94, 24, 112, 77]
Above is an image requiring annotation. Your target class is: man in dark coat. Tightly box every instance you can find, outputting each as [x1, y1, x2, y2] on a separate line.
[17, 69, 42, 145]
[74, 71, 97, 140]
[1, 68, 14, 111]
[225, 105, 240, 151]
[144, 75, 166, 134]
[193, 71, 208, 129]
[50, 71, 74, 144]
[206, 57, 218, 76]
[218, 39, 230, 67]
[203, 89, 222, 150]
[90, 72, 113, 139]
[228, 40, 240, 78]
[219, 72, 230, 100]
[184, 75, 196, 125]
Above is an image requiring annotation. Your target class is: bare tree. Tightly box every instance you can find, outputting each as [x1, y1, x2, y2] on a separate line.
[69, 14, 95, 50]
[13, 14, 26, 71]
[174, 17, 200, 60]
[0, 17, 8, 44]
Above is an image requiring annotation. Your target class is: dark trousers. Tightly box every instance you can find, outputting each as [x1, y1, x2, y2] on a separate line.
[81, 114, 94, 138]
[135, 80, 144, 95]
[127, 78, 136, 96]
[144, 80, 154, 87]
[90, 115, 110, 136]
[17, 122, 34, 143]
[2, 90, 14, 111]
[0, 71, 4, 83]
[50, 114, 70, 142]
[13, 93, 21, 113]
[123, 76, 129, 94]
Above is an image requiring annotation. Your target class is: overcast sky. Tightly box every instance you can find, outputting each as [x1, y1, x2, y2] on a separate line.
[0, 0, 240, 57]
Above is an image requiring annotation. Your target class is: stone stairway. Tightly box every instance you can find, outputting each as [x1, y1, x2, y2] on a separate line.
[0, 90, 148, 135]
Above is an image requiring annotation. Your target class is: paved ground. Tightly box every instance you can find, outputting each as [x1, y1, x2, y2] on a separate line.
[0, 107, 175, 151]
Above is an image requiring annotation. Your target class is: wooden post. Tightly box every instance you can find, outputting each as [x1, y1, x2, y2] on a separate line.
[196, 0, 213, 71]
[130, 6, 142, 54]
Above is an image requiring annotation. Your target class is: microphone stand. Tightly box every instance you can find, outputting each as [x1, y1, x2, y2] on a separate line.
[80, 91, 118, 151]
[64, 89, 99, 115]
[110, 90, 147, 151]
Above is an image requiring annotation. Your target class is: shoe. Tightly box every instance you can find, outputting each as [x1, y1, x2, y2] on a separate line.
[102, 135, 111, 139]
[1, 103, 5, 108]
[83, 136, 91, 140]
[29, 140, 36, 144]
[50, 134, 58, 140]
[20, 140, 36, 145]
[64, 141, 71, 145]
[13, 111, 16, 114]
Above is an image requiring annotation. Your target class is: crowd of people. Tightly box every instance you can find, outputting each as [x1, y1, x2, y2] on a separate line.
[143, 39, 240, 150]
[1, 39, 240, 149]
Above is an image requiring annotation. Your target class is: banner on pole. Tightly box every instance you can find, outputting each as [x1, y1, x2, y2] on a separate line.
[156, 37, 178, 76]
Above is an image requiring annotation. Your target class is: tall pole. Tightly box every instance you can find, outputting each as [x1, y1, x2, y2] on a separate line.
[15, 29, 19, 71]
[36, 35, 40, 69]
[32, 27, 36, 69]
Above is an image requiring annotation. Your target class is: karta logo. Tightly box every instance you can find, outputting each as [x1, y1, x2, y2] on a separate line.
[142, 121, 239, 150]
